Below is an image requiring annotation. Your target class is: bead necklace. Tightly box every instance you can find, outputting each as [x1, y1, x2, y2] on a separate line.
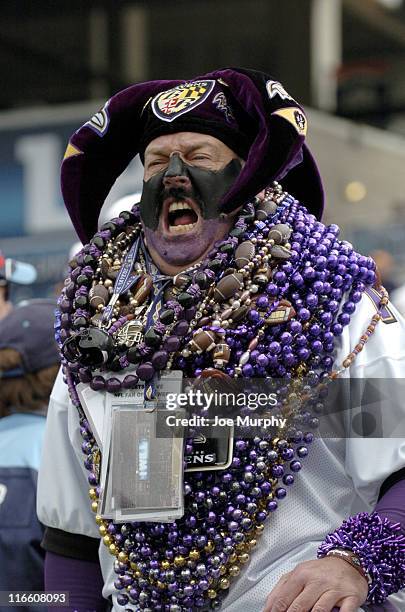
[56, 183, 387, 611]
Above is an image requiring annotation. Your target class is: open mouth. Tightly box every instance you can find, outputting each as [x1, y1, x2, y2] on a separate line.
[166, 201, 199, 234]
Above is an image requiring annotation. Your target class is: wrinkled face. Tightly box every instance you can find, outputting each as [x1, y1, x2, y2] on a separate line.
[141, 132, 242, 273]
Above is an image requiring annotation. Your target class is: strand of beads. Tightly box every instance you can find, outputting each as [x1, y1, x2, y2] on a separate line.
[74, 288, 390, 611]
[83, 431, 312, 611]
[58, 184, 381, 611]
[57, 193, 289, 389]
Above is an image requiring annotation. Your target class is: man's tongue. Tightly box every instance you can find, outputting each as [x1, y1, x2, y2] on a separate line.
[173, 211, 196, 226]
[168, 207, 199, 227]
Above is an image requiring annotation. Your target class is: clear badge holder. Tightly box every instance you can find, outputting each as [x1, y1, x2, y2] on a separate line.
[77, 382, 106, 450]
[76, 382, 113, 517]
[100, 371, 184, 522]
[98, 398, 114, 518]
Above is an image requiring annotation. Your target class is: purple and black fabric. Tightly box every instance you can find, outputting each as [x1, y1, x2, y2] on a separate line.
[376, 479, 405, 538]
[44, 552, 106, 611]
[61, 67, 324, 244]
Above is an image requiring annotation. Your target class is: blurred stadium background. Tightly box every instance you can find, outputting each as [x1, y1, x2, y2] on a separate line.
[1, 0, 405, 305]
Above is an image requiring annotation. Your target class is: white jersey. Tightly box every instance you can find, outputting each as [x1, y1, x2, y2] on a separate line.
[37, 293, 405, 611]
[391, 284, 405, 318]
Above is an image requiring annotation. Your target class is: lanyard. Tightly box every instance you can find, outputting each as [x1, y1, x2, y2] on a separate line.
[140, 238, 172, 402]
[102, 237, 141, 324]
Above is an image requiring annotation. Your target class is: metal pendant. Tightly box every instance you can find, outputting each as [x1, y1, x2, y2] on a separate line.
[116, 319, 144, 347]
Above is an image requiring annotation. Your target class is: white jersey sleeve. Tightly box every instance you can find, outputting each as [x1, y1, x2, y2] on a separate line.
[339, 292, 405, 509]
[37, 367, 99, 538]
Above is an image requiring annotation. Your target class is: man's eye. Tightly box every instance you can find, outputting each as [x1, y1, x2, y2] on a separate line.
[190, 154, 210, 162]
[148, 160, 166, 170]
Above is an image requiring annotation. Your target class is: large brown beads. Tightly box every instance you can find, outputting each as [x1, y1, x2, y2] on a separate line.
[100, 259, 111, 280]
[214, 273, 243, 302]
[265, 300, 296, 325]
[89, 284, 109, 309]
[113, 231, 127, 245]
[173, 272, 191, 290]
[268, 224, 292, 244]
[213, 343, 231, 367]
[256, 200, 277, 220]
[132, 274, 153, 305]
[235, 241, 255, 269]
[232, 305, 248, 322]
[270, 245, 292, 261]
[189, 330, 217, 353]
[253, 266, 272, 284]
[100, 259, 121, 281]
[222, 267, 237, 277]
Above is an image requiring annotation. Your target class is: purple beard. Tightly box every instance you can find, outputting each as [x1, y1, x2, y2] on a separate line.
[144, 216, 231, 267]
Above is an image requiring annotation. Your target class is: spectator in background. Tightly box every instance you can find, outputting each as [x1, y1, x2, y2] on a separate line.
[369, 249, 405, 316]
[0, 300, 59, 610]
[0, 250, 37, 319]
[369, 249, 398, 295]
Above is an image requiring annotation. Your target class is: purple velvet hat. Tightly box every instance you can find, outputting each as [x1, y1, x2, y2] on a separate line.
[61, 67, 324, 244]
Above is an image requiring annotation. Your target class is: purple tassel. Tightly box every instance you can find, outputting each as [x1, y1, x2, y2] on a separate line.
[318, 512, 405, 604]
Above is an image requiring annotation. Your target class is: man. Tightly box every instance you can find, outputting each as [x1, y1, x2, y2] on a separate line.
[0, 251, 37, 319]
[38, 69, 405, 611]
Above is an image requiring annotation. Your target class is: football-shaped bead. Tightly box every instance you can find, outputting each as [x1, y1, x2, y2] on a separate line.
[268, 224, 292, 244]
[214, 273, 244, 302]
[189, 330, 218, 353]
[213, 343, 231, 366]
[235, 241, 255, 269]
[132, 274, 153, 304]
[256, 200, 277, 220]
[89, 284, 109, 309]
[270, 245, 292, 260]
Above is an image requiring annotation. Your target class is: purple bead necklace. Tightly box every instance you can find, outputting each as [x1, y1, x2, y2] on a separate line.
[55, 182, 388, 611]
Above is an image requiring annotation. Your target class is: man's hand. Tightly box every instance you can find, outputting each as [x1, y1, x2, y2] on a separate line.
[263, 557, 369, 612]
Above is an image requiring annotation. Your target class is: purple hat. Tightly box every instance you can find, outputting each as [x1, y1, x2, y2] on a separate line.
[61, 67, 324, 244]
[0, 299, 59, 377]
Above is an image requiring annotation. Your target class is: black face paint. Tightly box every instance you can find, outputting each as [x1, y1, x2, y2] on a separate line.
[140, 154, 242, 230]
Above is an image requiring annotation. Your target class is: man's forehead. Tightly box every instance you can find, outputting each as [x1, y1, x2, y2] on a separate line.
[144, 132, 231, 156]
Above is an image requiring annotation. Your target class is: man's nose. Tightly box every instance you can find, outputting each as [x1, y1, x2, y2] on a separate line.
[162, 153, 192, 190]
